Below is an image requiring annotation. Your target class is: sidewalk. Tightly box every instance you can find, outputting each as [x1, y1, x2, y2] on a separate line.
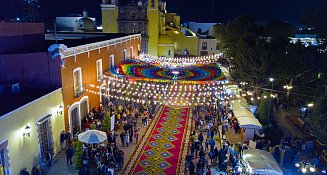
[48, 151, 78, 175]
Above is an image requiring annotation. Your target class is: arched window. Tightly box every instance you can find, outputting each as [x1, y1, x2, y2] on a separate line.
[184, 49, 189, 56]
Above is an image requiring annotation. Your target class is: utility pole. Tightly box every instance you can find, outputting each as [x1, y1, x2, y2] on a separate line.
[267, 78, 274, 126]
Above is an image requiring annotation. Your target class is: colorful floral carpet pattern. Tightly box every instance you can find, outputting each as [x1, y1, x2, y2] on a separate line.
[110, 63, 226, 82]
[123, 106, 191, 175]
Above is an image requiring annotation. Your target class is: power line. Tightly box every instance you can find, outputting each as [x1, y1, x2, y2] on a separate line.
[241, 84, 326, 99]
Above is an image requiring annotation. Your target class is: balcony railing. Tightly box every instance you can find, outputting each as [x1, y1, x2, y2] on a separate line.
[74, 84, 86, 98]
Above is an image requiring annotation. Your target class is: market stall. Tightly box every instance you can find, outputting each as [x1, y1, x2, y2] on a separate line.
[231, 98, 262, 141]
[243, 149, 283, 175]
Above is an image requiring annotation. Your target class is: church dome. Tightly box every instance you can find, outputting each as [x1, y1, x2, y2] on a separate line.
[76, 17, 96, 32]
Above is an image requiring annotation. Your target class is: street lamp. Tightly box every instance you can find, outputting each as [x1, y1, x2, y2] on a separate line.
[307, 103, 314, 107]
[283, 85, 293, 97]
[267, 78, 274, 126]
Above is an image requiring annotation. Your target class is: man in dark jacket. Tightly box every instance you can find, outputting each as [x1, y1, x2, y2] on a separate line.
[120, 132, 126, 147]
[66, 146, 73, 166]
[189, 161, 195, 175]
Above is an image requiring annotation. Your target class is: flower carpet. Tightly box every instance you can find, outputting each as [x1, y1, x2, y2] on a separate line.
[121, 106, 192, 175]
[110, 62, 226, 83]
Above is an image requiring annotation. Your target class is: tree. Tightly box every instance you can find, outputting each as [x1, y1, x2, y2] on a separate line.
[102, 110, 111, 132]
[257, 91, 270, 125]
[214, 15, 280, 102]
[273, 41, 311, 88]
[309, 76, 327, 142]
[309, 95, 327, 142]
[214, 15, 270, 86]
[75, 141, 83, 170]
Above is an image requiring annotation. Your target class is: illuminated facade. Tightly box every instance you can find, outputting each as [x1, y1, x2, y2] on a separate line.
[101, 0, 198, 57]
[0, 89, 65, 175]
[49, 34, 141, 133]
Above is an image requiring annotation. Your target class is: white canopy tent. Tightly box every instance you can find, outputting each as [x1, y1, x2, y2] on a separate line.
[237, 117, 262, 129]
[243, 149, 283, 175]
[233, 108, 254, 118]
[231, 97, 262, 141]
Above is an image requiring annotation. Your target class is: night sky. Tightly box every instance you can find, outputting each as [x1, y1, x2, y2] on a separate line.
[0, 0, 325, 25]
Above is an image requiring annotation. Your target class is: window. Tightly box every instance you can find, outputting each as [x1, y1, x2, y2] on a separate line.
[168, 50, 171, 56]
[96, 59, 103, 80]
[123, 49, 127, 61]
[202, 42, 207, 50]
[130, 47, 133, 58]
[37, 116, 53, 165]
[73, 67, 83, 96]
[110, 55, 115, 68]
[0, 141, 9, 175]
[137, 44, 140, 56]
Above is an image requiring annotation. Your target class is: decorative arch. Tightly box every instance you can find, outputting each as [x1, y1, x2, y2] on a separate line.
[79, 96, 89, 124]
[67, 102, 80, 134]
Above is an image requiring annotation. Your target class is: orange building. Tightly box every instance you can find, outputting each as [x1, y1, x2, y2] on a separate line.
[49, 33, 141, 133]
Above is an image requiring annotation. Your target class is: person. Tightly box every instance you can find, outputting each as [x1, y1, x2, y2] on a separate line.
[134, 128, 139, 143]
[189, 161, 195, 175]
[205, 139, 209, 152]
[196, 160, 203, 175]
[198, 132, 204, 144]
[117, 150, 124, 170]
[125, 133, 130, 147]
[206, 154, 211, 170]
[209, 138, 215, 150]
[66, 146, 73, 166]
[60, 131, 66, 150]
[31, 166, 39, 175]
[71, 139, 77, 156]
[120, 132, 125, 147]
[20, 167, 30, 175]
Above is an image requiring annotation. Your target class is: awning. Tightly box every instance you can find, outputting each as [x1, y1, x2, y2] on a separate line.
[237, 117, 262, 129]
[243, 149, 283, 175]
[231, 97, 262, 129]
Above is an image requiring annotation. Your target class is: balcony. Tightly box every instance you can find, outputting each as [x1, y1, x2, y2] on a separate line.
[73, 84, 86, 98]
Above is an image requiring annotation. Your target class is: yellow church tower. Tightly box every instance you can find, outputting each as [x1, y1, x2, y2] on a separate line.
[147, 0, 159, 56]
[101, 0, 118, 33]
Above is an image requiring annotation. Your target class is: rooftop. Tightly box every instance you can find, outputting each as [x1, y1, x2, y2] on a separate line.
[0, 86, 59, 117]
[0, 31, 133, 54]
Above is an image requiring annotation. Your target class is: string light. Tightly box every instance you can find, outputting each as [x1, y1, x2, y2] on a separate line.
[134, 53, 223, 67]
[86, 74, 233, 106]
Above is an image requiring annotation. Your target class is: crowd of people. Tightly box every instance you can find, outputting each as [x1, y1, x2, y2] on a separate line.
[74, 98, 157, 175]
[187, 104, 244, 175]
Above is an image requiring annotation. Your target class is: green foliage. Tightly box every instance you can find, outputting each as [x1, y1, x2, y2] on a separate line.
[258, 91, 270, 125]
[102, 110, 111, 132]
[75, 141, 83, 170]
[214, 15, 310, 86]
[309, 80, 327, 142]
[90, 123, 96, 130]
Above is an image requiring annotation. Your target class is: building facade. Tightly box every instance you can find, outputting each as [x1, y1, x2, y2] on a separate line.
[198, 38, 219, 56]
[117, 1, 148, 53]
[50, 34, 141, 133]
[101, 0, 198, 57]
[181, 22, 220, 56]
[0, 88, 65, 175]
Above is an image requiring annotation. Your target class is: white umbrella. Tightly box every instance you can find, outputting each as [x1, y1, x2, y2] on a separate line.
[78, 130, 107, 144]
